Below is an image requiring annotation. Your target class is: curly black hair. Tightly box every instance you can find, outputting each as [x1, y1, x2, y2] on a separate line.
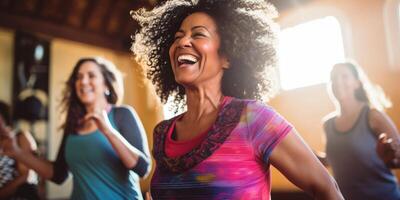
[131, 0, 279, 109]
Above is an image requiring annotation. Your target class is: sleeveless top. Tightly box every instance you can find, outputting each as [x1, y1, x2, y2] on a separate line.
[325, 106, 400, 200]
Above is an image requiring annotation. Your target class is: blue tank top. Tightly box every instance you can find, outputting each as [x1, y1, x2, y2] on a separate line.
[325, 106, 400, 200]
[64, 108, 143, 200]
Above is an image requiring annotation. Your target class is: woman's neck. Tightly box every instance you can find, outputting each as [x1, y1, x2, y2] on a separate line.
[338, 97, 366, 117]
[84, 99, 110, 113]
[184, 88, 224, 122]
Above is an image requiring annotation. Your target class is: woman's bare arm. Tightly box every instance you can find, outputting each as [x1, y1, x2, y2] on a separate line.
[270, 130, 343, 200]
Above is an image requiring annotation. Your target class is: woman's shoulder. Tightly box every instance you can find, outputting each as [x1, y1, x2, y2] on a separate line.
[236, 99, 291, 125]
[112, 105, 139, 119]
[238, 98, 277, 115]
[323, 112, 337, 122]
[153, 116, 179, 136]
[367, 107, 389, 131]
[368, 107, 385, 120]
[112, 104, 135, 113]
[322, 112, 337, 129]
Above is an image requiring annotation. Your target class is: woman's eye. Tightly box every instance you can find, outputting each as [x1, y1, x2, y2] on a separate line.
[193, 33, 206, 38]
[174, 35, 182, 40]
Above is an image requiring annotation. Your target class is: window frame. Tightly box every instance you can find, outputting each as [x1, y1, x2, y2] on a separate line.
[384, 0, 400, 71]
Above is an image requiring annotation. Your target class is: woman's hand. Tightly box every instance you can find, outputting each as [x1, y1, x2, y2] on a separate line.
[83, 108, 115, 136]
[377, 133, 400, 167]
[0, 127, 21, 158]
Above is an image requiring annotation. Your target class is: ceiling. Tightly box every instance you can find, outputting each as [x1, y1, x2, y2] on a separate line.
[0, 0, 311, 52]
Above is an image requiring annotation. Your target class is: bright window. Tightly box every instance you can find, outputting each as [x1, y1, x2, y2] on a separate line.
[278, 16, 346, 90]
[163, 100, 176, 120]
[397, 1, 400, 26]
[383, 0, 400, 70]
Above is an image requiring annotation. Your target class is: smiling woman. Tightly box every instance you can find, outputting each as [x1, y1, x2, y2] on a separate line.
[132, 0, 344, 199]
[169, 12, 228, 90]
[0, 57, 151, 200]
[132, 0, 279, 111]
[320, 61, 400, 200]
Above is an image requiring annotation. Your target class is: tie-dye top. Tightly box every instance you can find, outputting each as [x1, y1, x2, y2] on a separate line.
[151, 97, 293, 200]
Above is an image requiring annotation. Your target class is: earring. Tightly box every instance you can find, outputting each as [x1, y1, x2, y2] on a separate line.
[105, 89, 110, 96]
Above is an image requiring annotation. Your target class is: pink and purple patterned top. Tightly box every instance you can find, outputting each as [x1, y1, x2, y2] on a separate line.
[151, 97, 293, 200]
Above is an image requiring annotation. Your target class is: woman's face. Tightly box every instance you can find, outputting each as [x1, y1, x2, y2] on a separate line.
[75, 61, 108, 106]
[330, 64, 361, 102]
[169, 12, 228, 87]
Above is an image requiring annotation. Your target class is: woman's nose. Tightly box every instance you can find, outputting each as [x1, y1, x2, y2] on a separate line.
[79, 76, 89, 84]
[177, 35, 192, 48]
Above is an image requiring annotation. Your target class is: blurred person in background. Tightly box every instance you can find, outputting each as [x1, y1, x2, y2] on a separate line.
[320, 61, 400, 200]
[0, 57, 151, 200]
[0, 101, 39, 200]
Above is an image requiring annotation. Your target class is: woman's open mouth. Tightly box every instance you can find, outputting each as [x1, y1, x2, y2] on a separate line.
[177, 54, 199, 67]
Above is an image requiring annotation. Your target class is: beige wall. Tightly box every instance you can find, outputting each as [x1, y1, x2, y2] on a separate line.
[269, 0, 400, 191]
[0, 28, 14, 104]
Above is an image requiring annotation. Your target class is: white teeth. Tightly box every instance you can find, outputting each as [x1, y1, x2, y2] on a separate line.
[80, 88, 93, 94]
[177, 54, 198, 63]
